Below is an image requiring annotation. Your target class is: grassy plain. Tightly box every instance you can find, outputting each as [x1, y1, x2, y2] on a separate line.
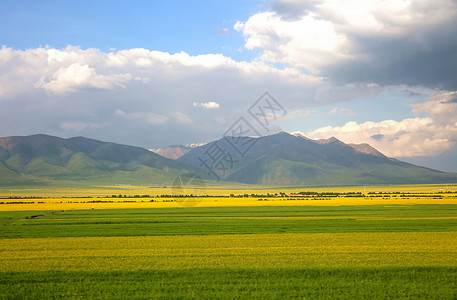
[1, 205, 457, 239]
[2, 268, 456, 299]
[2, 232, 457, 272]
[1, 184, 457, 299]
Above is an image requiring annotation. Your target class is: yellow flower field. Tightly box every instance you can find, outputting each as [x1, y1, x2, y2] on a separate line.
[1, 194, 457, 211]
[1, 232, 456, 272]
[1, 183, 456, 211]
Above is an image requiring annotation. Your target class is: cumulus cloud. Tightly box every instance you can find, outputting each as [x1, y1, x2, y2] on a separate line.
[0, 45, 324, 147]
[35, 63, 131, 94]
[236, 0, 457, 89]
[0, 46, 317, 100]
[193, 101, 220, 109]
[412, 91, 457, 126]
[235, 10, 347, 73]
[304, 91, 457, 157]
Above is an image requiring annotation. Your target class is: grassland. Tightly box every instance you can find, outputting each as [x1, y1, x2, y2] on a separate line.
[1, 184, 456, 299]
[2, 268, 456, 299]
[2, 232, 457, 272]
[1, 205, 457, 239]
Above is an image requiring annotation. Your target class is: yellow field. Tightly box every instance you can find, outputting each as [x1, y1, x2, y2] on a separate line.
[1, 183, 457, 211]
[1, 232, 456, 272]
[1, 196, 457, 211]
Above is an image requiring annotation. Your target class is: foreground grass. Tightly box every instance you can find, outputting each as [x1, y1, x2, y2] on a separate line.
[2, 205, 457, 238]
[1, 267, 456, 299]
[1, 204, 456, 298]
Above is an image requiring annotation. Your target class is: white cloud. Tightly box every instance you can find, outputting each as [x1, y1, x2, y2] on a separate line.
[412, 91, 457, 126]
[114, 109, 169, 125]
[235, 10, 348, 73]
[234, 21, 244, 32]
[0, 46, 318, 100]
[35, 63, 131, 94]
[193, 101, 220, 109]
[305, 91, 457, 157]
[0, 45, 323, 148]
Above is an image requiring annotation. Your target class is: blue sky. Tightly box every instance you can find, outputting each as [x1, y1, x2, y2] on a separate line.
[1, 0, 457, 171]
[1, 0, 260, 59]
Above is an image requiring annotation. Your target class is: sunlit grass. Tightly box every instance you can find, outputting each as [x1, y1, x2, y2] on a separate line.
[1, 232, 456, 272]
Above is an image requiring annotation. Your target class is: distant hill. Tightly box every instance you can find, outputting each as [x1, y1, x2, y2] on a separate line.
[0, 134, 194, 186]
[178, 132, 457, 185]
[3, 133, 457, 187]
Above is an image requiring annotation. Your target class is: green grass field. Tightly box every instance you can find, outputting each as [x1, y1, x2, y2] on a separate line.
[1, 203, 457, 299]
[1, 268, 456, 299]
[1, 205, 457, 238]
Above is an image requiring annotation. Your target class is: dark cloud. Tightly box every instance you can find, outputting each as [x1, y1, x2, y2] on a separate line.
[270, 0, 318, 20]
[402, 89, 422, 98]
[322, 18, 457, 90]
[444, 95, 457, 103]
[370, 134, 384, 141]
[240, 1, 457, 92]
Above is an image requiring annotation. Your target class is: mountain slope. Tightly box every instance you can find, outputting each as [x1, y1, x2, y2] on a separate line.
[178, 132, 457, 185]
[149, 145, 193, 160]
[0, 134, 194, 185]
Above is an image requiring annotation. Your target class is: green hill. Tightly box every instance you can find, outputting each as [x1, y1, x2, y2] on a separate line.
[178, 132, 457, 185]
[0, 134, 194, 186]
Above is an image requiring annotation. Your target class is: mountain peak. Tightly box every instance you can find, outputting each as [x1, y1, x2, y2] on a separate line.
[290, 131, 310, 140]
[317, 136, 342, 144]
[262, 131, 291, 138]
[275, 131, 290, 135]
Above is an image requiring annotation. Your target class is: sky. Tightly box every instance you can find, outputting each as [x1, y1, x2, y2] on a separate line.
[1, 0, 457, 172]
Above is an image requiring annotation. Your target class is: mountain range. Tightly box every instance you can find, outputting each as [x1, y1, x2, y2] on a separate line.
[1, 133, 457, 186]
[0, 134, 192, 186]
[177, 132, 457, 185]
